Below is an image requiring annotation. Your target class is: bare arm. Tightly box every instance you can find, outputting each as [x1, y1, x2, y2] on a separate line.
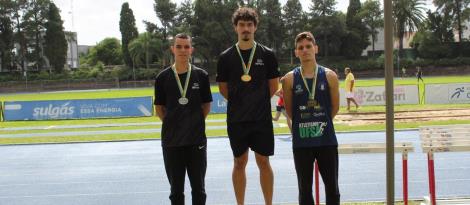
[326, 69, 340, 118]
[281, 73, 294, 119]
[201, 102, 211, 118]
[155, 105, 166, 121]
[218, 82, 228, 100]
[269, 77, 279, 97]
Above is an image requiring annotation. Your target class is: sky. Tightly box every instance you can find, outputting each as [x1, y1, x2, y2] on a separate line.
[53, 0, 436, 46]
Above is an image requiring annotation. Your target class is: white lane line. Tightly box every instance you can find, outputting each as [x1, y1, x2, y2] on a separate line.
[0, 123, 285, 138]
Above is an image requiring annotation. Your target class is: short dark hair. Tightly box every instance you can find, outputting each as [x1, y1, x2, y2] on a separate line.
[295, 31, 316, 48]
[172, 33, 192, 45]
[232, 7, 259, 26]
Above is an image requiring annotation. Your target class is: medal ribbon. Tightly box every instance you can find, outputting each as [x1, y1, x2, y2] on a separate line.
[171, 63, 192, 98]
[235, 42, 257, 76]
[300, 65, 319, 100]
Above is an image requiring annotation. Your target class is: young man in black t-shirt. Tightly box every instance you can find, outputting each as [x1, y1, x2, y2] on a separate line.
[154, 33, 212, 205]
[216, 7, 280, 205]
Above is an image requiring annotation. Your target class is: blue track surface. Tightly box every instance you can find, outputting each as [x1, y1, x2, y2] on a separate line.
[0, 130, 469, 205]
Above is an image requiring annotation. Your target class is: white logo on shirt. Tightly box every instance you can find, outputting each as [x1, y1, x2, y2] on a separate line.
[192, 83, 200, 89]
[295, 84, 303, 94]
[255, 59, 264, 66]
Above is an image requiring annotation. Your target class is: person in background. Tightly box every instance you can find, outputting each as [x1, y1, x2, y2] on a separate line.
[272, 87, 292, 133]
[344, 67, 359, 111]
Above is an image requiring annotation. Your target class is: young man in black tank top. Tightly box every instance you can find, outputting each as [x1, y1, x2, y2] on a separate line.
[216, 7, 280, 205]
[281, 32, 341, 205]
[154, 33, 212, 205]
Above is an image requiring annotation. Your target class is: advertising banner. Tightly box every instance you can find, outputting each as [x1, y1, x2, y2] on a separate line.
[210, 93, 278, 114]
[3, 97, 153, 121]
[425, 83, 470, 104]
[339, 85, 419, 106]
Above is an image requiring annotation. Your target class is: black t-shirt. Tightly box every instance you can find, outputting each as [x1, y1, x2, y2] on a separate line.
[216, 43, 280, 123]
[154, 65, 212, 147]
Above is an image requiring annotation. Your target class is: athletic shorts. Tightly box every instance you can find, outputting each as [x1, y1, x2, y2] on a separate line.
[346, 92, 355, 99]
[276, 105, 285, 112]
[227, 120, 275, 157]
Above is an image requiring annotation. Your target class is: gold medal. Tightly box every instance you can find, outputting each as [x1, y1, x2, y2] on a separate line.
[236, 42, 257, 83]
[241, 74, 252, 82]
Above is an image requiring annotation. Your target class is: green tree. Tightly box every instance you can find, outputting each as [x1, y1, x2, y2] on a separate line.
[154, 0, 177, 65]
[191, 0, 237, 72]
[393, 0, 425, 52]
[174, 0, 193, 34]
[359, 0, 383, 56]
[10, 0, 28, 72]
[342, 0, 369, 58]
[119, 2, 139, 68]
[309, 0, 337, 17]
[44, 2, 67, 72]
[257, 0, 284, 52]
[86, 38, 123, 66]
[282, 0, 305, 63]
[308, 0, 346, 57]
[433, 0, 470, 45]
[0, 1, 15, 71]
[22, 0, 51, 70]
[128, 32, 162, 69]
[425, 10, 454, 43]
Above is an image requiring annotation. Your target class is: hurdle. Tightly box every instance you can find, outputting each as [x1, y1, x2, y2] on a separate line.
[420, 125, 470, 205]
[313, 142, 414, 205]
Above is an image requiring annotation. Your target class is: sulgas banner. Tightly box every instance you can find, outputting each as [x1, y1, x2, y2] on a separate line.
[3, 97, 153, 121]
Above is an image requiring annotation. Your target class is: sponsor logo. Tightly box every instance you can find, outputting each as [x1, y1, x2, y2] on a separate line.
[192, 83, 200, 89]
[295, 84, 303, 94]
[255, 59, 264, 66]
[356, 88, 407, 104]
[298, 122, 327, 138]
[33, 103, 75, 118]
[451, 87, 465, 99]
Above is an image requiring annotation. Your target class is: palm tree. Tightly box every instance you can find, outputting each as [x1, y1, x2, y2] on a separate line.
[128, 32, 161, 70]
[393, 0, 426, 52]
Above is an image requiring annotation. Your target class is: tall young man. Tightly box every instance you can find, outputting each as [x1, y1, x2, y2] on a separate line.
[282, 31, 341, 205]
[154, 33, 212, 205]
[216, 7, 280, 205]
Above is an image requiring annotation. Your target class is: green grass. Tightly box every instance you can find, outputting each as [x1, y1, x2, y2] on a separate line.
[1, 75, 469, 102]
[1, 75, 470, 145]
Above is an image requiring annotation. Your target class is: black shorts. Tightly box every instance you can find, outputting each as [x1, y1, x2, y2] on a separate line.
[227, 120, 275, 157]
[276, 105, 285, 112]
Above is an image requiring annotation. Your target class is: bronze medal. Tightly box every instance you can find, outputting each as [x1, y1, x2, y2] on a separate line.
[307, 99, 317, 108]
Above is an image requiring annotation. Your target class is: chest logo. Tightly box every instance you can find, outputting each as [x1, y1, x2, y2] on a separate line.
[192, 83, 200, 89]
[255, 59, 264, 66]
[295, 84, 303, 94]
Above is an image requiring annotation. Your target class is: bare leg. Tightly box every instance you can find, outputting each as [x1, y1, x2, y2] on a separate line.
[272, 111, 281, 121]
[351, 98, 359, 109]
[255, 152, 273, 205]
[233, 151, 249, 205]
[346, 98, 351, 111]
